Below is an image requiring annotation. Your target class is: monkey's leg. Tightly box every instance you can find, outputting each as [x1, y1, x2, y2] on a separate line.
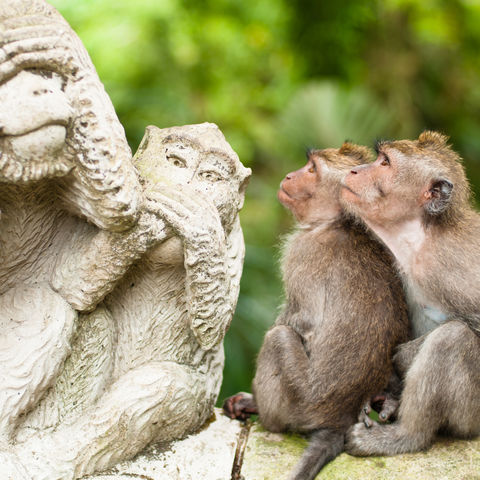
[393, 333, 428, 377]
[15, 361, 218, 480]
[346, 321, 480, 456]
[0, 284, 76, 440]
[253, 325, 311, 432]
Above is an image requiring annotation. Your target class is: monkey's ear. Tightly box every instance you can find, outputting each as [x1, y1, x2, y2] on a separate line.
[418, 131, 449, 149]
[339, 142, 371, 163]
[423, 178, 454, 215]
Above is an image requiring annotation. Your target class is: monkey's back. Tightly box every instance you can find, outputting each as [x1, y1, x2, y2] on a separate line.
[275, 218, 409, 431]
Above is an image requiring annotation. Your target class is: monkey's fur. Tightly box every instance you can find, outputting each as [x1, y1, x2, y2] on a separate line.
[342, 131, 480, 456]
[224, 144, 409, 480]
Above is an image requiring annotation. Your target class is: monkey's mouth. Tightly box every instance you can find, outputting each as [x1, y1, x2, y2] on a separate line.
[278, 186, 292, 198]
[341, 183, 360, 197]
[277, 187, 292, 205]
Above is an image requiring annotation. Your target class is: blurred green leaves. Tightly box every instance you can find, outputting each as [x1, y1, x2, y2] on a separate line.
[274, 82, 396, 157]
[49, 0, 480, 401]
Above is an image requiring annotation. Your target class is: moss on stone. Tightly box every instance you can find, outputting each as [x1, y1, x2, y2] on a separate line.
[241, 424, 480, 480]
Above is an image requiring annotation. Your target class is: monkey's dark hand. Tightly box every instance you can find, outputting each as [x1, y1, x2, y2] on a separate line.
[359, 392, 399, 428]
[223, 392, 258, 421]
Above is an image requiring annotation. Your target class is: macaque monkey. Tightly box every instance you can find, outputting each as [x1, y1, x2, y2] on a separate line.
[224, 144, 409, 480]
[342, 131, 480, 456]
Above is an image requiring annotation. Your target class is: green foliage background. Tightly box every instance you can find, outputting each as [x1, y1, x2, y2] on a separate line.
[50, 0, 480, 402]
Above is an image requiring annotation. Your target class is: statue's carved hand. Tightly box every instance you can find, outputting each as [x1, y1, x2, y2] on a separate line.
[144, 185, 225, 248]
[145, 185, 231, 350]
[0, 20, 80, 81]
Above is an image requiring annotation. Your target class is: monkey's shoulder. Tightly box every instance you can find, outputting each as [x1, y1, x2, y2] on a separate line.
[285, 221, 394, 271]
[283, 222, 403, 304]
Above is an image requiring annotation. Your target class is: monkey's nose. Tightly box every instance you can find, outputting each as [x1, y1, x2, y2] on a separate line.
[285, 174, 292, 180]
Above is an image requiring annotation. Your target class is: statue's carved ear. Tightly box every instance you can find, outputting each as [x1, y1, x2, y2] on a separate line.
[135, 126, 155, 156]
[236, 167, 252, 210]
[423, 178, 453, 215]
[418, 131, 449, 149]
[339, 142, 371, 163]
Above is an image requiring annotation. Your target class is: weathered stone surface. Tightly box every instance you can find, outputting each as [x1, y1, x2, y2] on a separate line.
[0, 1, 250, 478]
[241, 424, 480, 480]
[85, 409, 242, 480]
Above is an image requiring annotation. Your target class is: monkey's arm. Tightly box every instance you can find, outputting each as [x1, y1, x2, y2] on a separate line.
[145, 186, 234, 350]
[51, 210, 169, 311]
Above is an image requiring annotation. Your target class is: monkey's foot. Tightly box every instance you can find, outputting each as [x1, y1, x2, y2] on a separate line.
[357, 402, 375, 428]
[223, 392, 258, 421]
[358, 392, 399, 427]
[371, 392, 399, 423]
[345, 421, 383, 457]
[345, 421, 430, 456]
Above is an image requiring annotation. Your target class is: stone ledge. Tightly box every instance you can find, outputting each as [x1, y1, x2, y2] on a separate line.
[242, 423, 480, 480]
[85, 410, 480, 479]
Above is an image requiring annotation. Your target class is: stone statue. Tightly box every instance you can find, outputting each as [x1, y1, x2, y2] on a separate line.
[0, 1, 251, 479]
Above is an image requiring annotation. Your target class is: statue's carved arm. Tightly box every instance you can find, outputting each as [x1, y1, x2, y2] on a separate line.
[51, 209, 170, 312]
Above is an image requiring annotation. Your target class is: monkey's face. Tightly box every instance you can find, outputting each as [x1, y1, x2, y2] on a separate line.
[341, 147, 415, 225]
[279, 144, 370, 226]
[341, 132, 465, 226]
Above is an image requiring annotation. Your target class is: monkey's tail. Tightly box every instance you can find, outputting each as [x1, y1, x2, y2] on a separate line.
[288, 428, 344, 480]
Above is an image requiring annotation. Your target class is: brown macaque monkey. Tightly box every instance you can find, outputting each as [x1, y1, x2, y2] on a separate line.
[342, 131, 480, 456]
[223, 144, 409, 480]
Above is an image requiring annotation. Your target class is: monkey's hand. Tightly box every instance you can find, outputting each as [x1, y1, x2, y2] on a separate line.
[223, 393, 258, 421]
[145, 186, 232, 350]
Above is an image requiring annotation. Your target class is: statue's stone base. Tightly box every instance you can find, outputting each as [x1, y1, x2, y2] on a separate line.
[87, 411, 480, 479]
[85, 409, 242, 480]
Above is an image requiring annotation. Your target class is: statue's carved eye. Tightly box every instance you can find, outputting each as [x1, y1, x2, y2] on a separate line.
[199, 170, 223, 182]
[166, 154, 187, 168]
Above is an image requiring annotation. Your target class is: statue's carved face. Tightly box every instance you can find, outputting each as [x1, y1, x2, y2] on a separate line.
[135, 124, 251, 230]
[0, 1, 138, 230]
[0, 70, 74, 181]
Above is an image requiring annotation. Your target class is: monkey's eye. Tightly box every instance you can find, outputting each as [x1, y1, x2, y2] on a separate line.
[199, 170, 223, 182]
[308, 162, 316, 174]
[380, 155, 390, 166]
[166, 154, 187, 168]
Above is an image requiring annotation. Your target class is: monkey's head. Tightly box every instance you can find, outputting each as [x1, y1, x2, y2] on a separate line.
[135, 123, 251, 234]
[341, 131, 470, 227]
[278, 142, 371, 226]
